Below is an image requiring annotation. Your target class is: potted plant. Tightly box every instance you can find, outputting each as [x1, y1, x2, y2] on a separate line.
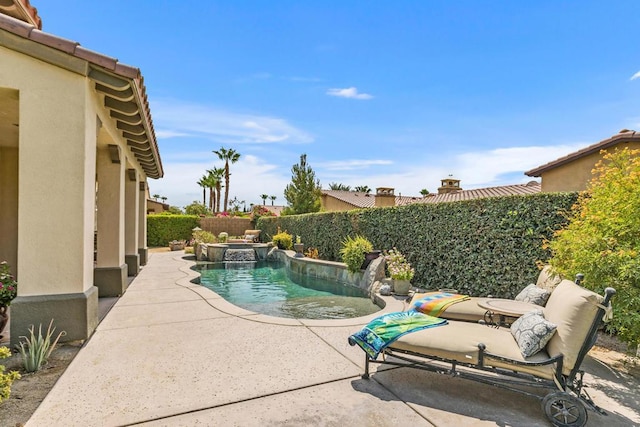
[384, 248, 415, 295]
[340, 235, 373, 273]
[0, 261, 18, 339]
[272, 230, 293, 250]
[293, 235, 304, 258]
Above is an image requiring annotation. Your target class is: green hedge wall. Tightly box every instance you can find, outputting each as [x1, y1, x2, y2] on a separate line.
[258, 192, 578, 297]
[147, 215, 200, 247]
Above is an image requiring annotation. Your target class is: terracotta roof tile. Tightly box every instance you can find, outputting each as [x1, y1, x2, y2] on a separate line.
[525, 130, 640, 177]
[0, 12, 163, 178]
[416, 181, 541, 204]
[322, 190, 378, 208]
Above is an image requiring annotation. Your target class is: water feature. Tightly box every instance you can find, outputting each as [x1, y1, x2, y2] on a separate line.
[193, 261, 381, 319]
[223, 248, 256, 262]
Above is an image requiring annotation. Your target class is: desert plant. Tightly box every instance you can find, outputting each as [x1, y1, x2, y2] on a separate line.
[272, 230, 293, 250]
[193, 230, 216, 244]
[0, 346, 20, 403]
[17, 320, 66, 373]
[304, 247, 319, 259]
[340, 235, 373, 273]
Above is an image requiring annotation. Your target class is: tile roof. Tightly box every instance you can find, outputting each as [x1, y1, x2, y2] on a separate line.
[321, 190, 378, 208]
[0, 11, 163, 178]
[415, 181, 541, 204]
[525, 129, 640, 177]
[0, 0, 40, 29]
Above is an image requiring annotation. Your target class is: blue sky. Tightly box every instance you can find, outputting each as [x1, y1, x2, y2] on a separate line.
[35, 1, 640, 209]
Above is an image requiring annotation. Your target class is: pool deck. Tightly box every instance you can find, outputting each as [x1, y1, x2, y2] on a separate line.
[26, 251, 640, 426]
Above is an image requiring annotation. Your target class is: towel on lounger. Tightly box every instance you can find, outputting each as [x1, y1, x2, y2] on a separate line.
[410, 292, 470, 317]
[348, 311, 447, 358]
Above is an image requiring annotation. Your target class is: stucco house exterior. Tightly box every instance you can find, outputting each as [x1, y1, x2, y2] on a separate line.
[525, 129, 640, 192]
[0, 1, 163, 345]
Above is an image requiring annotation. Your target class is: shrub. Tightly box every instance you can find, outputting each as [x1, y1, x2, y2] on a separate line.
[340, 235, 373, 273]
[384, 248, 415, 280]
[548, 148, 640, 346]
[272, 230, 293, 250]
[17, 320, 66, 373]
[193, 230, 216, 244]
[184, 201, 210, 216]
[0, 261, 17, 306]
[0, 346, 20, 403]
[147, 214, 200, 246]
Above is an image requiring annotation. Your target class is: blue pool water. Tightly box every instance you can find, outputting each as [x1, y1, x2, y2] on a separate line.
[193, 261, 381, 319]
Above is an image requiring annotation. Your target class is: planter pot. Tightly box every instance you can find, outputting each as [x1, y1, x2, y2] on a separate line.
[169, 242, 185, 251]
[361, 250, 382, 270]
[293, 243, 305, 258]
[393, 279, 412, 296]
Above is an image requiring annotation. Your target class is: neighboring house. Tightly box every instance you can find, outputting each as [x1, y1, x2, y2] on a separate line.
[0, 2, 163, 345]
[414, 181, 541, 204]
[525, 129, 640, 192]
[259, 205, 285, 217]
[321, 181, 541, 211]
[321, 187, 421, 211]
[147, 199, 170, 214]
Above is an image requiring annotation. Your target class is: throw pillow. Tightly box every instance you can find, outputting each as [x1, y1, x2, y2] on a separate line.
[515, 283, 551, 306]
[510, 310, 557, 358]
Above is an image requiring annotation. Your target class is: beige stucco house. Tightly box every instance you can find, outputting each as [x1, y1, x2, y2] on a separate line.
[0, 2, 163, 345]
[525, 129, 640, 192]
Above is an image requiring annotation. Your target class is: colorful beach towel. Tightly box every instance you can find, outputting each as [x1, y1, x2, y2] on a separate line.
[410, 292, 470, 317]
[348, 311, 448, 359]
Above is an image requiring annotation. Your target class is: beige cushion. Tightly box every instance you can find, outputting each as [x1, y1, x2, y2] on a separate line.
[390, 321, 556, 379]
[536, 265, 562, 293]
[244, 230, 261, 240]
[544, 279, 603, 375]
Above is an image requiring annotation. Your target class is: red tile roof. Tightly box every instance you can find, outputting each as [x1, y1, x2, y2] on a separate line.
[0, 11, 163, 178]
[415, 181, 541, 204]
[0, 0, 41, 29]
[525, 129, 640, 177]
[322, 190, 378, 209]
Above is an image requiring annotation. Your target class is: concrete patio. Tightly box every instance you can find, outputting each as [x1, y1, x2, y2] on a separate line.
[26, 251, 640, 426]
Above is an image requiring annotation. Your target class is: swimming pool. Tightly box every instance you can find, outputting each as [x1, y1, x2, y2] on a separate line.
[193, 261, 381, 319]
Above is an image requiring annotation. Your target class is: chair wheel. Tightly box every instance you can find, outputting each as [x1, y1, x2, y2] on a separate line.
[542, 391, 588, 427]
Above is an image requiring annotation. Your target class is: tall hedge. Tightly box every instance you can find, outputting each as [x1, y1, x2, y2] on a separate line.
[258, 193, 577, 298]
[147, 215, 200, 247]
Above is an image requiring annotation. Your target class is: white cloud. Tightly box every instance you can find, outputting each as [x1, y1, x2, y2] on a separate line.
[151, 99, 313, 145]
[326, 87, 373, 100]
[631, 71, 640, 81]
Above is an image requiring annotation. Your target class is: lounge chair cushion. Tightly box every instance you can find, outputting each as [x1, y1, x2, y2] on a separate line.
[389, 321, 557, 379]
[544, 279, 604, 374]
[515, 284, 551, 306]
[536, 265, 562, 293]
[510, 310, 557, 357]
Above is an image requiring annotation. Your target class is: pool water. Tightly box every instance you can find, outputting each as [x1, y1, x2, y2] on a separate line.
[193, 261, 381, 319]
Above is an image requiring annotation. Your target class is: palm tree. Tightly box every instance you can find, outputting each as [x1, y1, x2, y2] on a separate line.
[160, 196, 167, 203]
[213, 147, 241, 212]
[420, 188, 430, 197]
[202, 172, 216, 212]
[269, 195, 276, 206]
[328, 182, 351, 191]
[152, 194, 160, 201]
[210, 167, 225, 213]
[260, 194, 268, 205]
[354, 185, 371, 194]
[197, 176, 208, 206]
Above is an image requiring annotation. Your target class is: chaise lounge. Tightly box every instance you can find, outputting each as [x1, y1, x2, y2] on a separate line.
[349, 279, 615, 427]
[409, 265, 565, 323]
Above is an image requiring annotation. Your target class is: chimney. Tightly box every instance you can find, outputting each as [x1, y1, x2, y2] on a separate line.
[437, 175, 462, 194]
[375, 187, 395, 207]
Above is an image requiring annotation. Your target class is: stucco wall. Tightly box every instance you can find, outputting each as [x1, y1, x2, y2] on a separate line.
[0, 146, 18, 272]
[320, 195, 357, 212]
[540, 141, 640, 192]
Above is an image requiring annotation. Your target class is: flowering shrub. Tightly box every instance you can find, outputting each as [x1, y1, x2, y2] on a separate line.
[250, 205, 275, 222]
[0, 346, 20, 403]
[0, 262, 17, 306]
[384, 248, 415, 281]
